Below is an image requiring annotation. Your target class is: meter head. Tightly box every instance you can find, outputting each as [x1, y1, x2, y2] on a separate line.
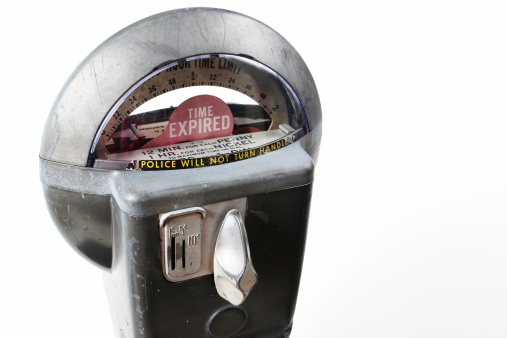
[40, 8, 321, 169]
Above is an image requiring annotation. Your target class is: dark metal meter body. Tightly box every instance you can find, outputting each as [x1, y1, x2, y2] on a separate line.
[40, 8, 321, 338]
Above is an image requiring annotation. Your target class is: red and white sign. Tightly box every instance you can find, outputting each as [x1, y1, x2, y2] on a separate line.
[143, 95, 233, 148]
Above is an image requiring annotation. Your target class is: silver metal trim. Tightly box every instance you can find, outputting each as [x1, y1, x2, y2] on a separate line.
[159, 207, 206, 279]
[159, 207, 206, 228]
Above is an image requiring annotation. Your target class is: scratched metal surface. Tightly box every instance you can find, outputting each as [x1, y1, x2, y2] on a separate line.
[39, 8, 321, 166]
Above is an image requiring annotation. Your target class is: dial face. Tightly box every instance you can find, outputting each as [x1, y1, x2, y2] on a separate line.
[90, 54, 308, 170]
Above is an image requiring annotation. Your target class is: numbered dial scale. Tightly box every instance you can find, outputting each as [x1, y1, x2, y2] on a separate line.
[91, 54, 309, 170]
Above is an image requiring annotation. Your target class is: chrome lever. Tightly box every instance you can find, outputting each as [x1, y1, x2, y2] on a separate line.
[214, 209, 258, 305]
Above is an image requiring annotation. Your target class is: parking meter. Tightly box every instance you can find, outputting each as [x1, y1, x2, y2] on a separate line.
[40, 8, 321, 338]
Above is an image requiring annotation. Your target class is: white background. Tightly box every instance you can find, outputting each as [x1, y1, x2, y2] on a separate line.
[2, 1, 507, 337]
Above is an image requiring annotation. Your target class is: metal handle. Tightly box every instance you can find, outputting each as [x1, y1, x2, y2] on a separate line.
[214, 209, 258, 305]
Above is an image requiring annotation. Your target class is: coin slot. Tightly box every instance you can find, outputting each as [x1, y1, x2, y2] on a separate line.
[171, 236, 176, 271]
[182, 240, 186, 269]
[159, 207, 205, 280]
